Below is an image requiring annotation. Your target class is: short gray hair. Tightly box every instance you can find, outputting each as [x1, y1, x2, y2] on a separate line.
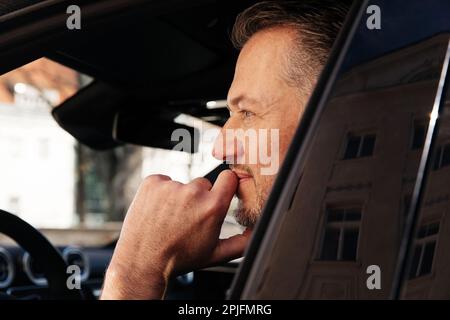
[231, 1, 351, 88]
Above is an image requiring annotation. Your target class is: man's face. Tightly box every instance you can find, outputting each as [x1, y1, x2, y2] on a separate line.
[212, 27, 313, 227]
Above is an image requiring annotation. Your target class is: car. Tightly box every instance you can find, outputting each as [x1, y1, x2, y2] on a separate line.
[0, 0, 450, 301]
[231, 0, 450, 300]
[0, 0, 253, 300]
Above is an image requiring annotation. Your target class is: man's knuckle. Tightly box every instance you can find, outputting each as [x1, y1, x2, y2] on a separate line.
[195, 177, 212, 188]
[159, 180, 179, 192]
[143, 174, 162, 184]
[184, 184, 203, 198]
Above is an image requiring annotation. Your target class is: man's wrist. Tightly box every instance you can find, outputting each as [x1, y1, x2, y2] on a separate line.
[101, 260, 169, 300]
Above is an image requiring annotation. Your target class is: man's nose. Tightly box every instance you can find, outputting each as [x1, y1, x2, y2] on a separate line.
[212, 128, 244, 162]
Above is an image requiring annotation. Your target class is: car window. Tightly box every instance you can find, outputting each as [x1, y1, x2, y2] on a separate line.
[398, 49, 450, 299]
[0, 58, 242, 246]
[233, 0, 450, 299]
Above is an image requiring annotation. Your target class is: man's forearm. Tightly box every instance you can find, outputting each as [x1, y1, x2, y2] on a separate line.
[100, 261, 168, 300]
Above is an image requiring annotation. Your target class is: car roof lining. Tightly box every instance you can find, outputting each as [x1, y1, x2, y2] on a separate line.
[0, 0, 44, 16]
[0, 0, 259, 149]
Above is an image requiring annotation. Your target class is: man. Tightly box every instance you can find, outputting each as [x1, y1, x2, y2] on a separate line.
[101, 1, 350, 299]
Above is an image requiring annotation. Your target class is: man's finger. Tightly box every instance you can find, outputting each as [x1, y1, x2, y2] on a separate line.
[209, 230, 252, 265]
[190, 177, 213, 191]
[210, 170, 238, 202]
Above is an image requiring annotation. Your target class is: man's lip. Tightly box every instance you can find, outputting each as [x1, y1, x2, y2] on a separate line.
[232, 170, 253, 180]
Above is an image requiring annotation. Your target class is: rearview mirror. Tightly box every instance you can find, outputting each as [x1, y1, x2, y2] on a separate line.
[113, 110, 199, 152]
[52, 81, 199, 152]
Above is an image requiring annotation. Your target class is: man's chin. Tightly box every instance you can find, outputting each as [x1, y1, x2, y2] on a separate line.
[233, 202, 260, 228]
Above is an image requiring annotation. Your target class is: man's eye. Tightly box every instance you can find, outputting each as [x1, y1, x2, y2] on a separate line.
[240, 110, 255, 118]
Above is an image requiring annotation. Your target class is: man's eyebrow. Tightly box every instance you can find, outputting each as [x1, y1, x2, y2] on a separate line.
[227, 95, 261, 110]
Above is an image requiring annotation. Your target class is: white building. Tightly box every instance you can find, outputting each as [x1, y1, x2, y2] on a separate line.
[0, 86, 77, 228]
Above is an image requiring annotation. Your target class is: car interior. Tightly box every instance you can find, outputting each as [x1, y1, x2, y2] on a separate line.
[1, 0, 450, 301]
[0, 0, 261, 300]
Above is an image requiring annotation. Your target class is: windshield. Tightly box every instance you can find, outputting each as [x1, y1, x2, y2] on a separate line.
[0, 58, 242, 246]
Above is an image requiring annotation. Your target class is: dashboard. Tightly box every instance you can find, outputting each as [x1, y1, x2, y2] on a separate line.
[0, 244, 239, 300]
[0, 245, 113, 299]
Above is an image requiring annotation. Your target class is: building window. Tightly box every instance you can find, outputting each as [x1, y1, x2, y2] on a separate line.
[319, 207, 362, 261]
[409, 222, 439, 279]
[433, 144, 450, 170]
[343, 133, 376, 159]
[411, 122, 427, 150]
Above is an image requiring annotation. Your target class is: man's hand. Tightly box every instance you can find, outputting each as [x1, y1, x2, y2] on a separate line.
[101, 170, 251, 300]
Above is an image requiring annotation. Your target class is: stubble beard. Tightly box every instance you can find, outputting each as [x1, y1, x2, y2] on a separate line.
[233, 182, 268, 228]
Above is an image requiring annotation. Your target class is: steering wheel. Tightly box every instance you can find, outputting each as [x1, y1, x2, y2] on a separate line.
[0, 209, 82, 300]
